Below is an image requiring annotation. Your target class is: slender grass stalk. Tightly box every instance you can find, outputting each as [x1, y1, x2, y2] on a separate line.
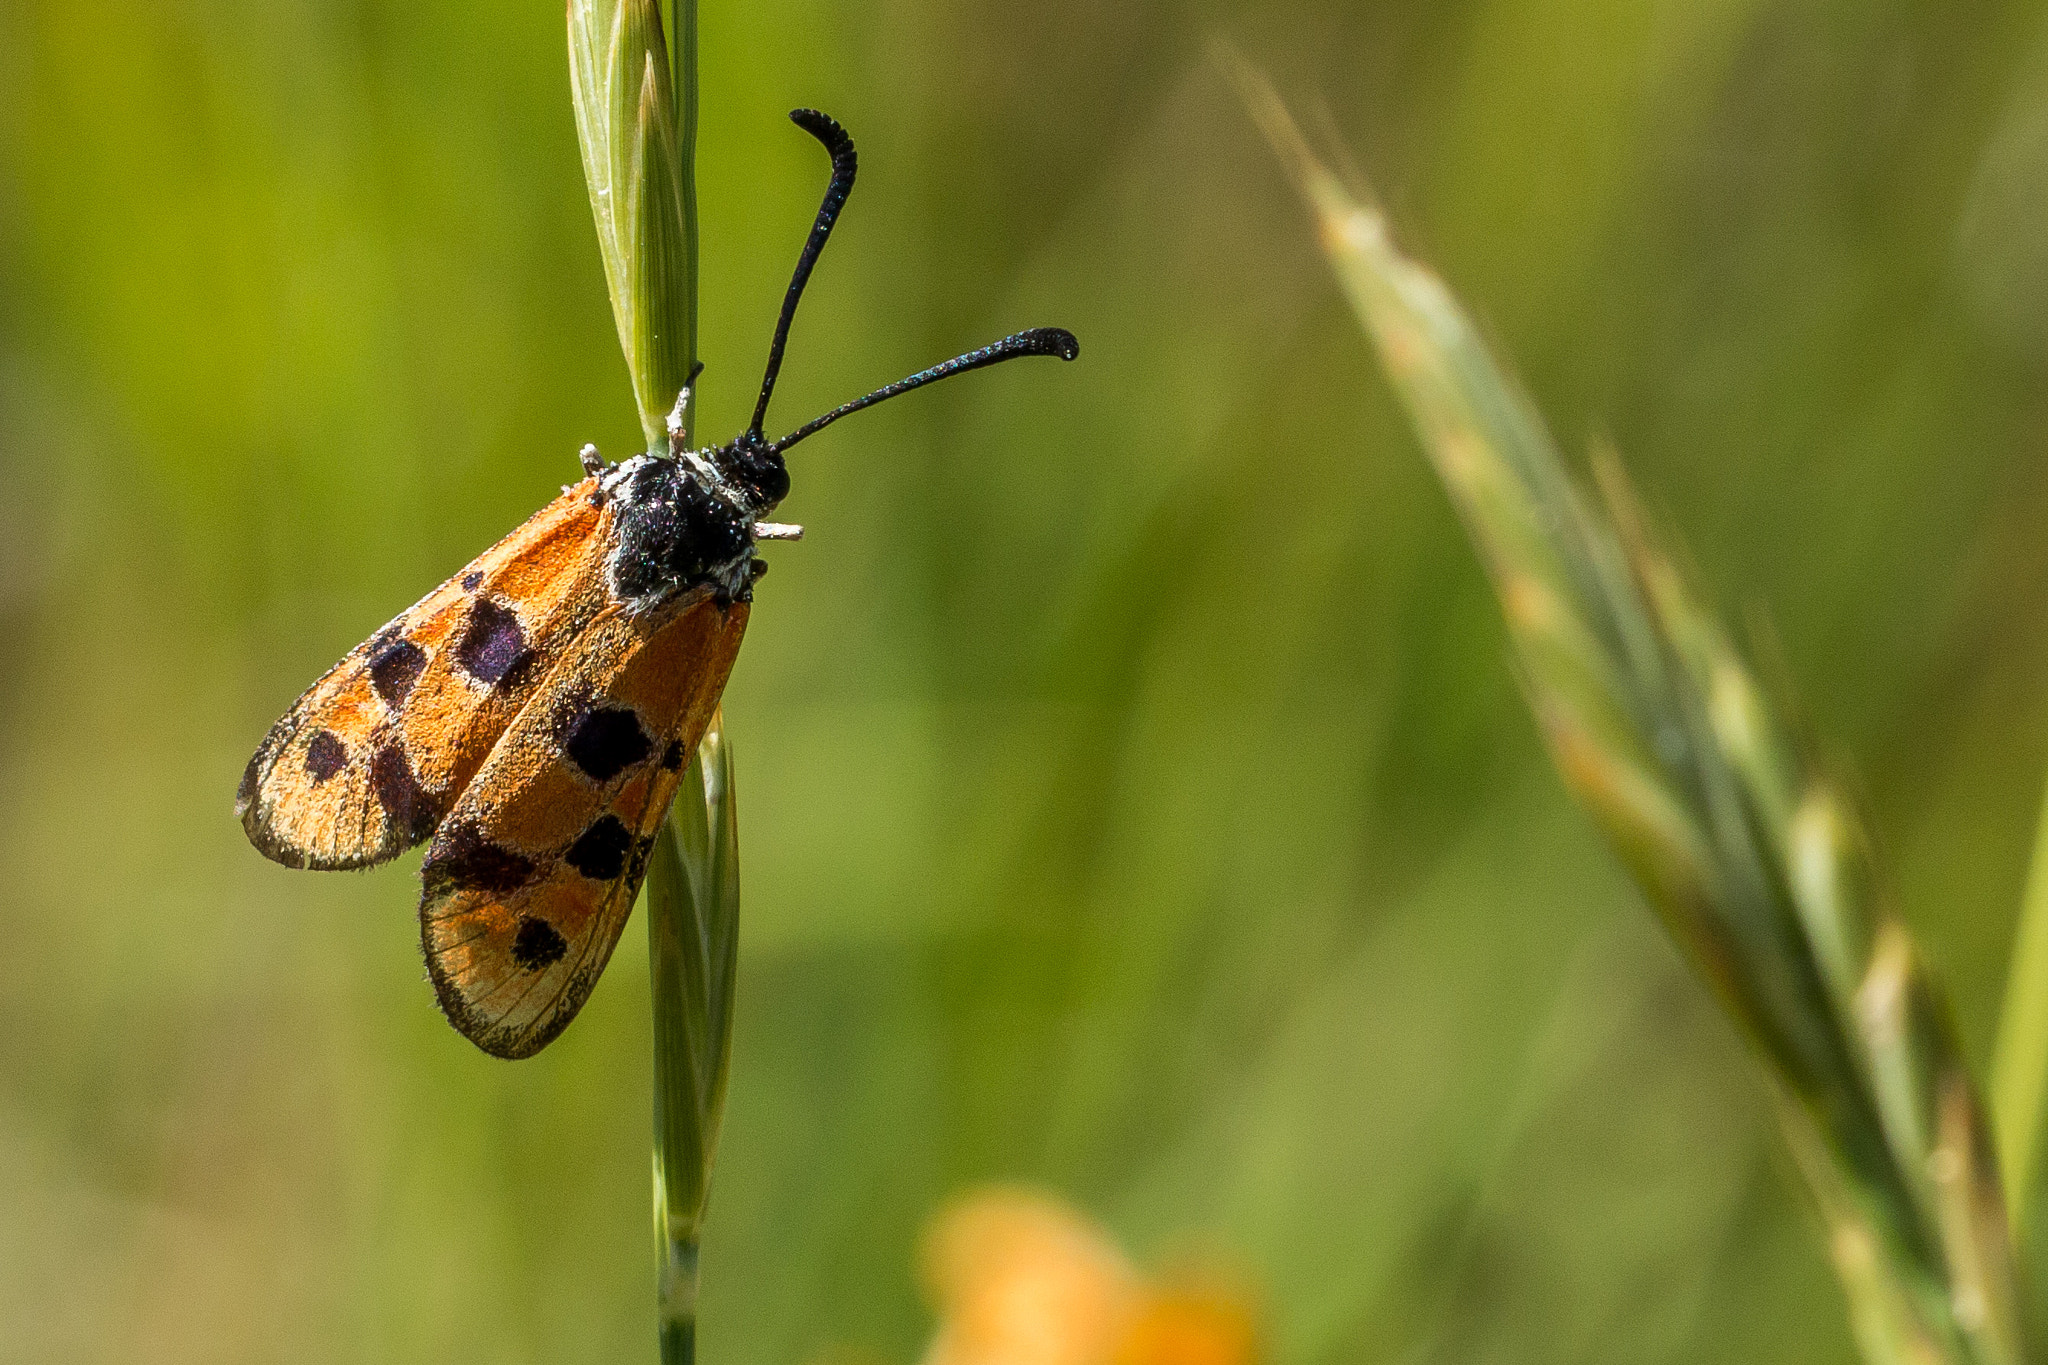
[648, 715, 742, 1365]
[568, 0, 698, 452]
[569, 6, 734, 1363]
[1994, 780, 2048, 1238]
[1225, 55, 2028, 1365]
[666, 0, 697, 442]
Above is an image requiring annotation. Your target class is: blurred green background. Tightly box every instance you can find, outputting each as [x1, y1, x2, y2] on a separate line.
[6, 1, 2048, 1362]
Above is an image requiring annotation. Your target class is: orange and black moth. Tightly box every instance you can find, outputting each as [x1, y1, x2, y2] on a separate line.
[238, 109, 1077, 1059]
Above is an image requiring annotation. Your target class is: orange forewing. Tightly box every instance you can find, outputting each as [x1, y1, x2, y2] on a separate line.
[418, 590, 750, 1059]
[237, 478, 611, 869]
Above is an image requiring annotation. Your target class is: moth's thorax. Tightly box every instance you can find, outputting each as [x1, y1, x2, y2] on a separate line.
[601, 451, 763, 610]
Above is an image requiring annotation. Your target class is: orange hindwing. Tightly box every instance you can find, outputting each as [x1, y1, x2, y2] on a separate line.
[237, 479, 611, 869]
[417, 590, 750, 1058]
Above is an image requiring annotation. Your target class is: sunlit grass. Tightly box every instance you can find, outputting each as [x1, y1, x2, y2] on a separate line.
[1227, 53, 2027, 1365]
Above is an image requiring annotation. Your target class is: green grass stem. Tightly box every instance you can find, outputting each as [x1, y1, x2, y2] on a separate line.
[568, 0, 699, 452]
[647, 718, 741, 1365]
[568, 4, 733, 1361]
[1994, 778, 2048, 1240]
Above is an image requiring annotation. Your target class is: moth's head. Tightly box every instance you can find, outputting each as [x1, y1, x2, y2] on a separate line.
[605, 455, 757, 607]
[713, 428, 791, 514]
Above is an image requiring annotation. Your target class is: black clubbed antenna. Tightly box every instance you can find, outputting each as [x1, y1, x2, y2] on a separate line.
[770, 328, 1080, 455]
[751, 109, 858, 439]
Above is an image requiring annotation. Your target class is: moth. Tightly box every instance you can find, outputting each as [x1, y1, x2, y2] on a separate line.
[238, 109, 1077, 1059]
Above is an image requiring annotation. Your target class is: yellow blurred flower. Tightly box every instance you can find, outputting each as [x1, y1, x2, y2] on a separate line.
[918, 1188, 1257, 1365]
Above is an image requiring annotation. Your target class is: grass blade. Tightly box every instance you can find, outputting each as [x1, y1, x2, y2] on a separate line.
[1224, 54, 2026, 1365]
[1994, 778, 2048, 1238]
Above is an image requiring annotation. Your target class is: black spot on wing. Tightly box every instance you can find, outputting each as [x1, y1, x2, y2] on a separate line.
[629, 835, 657, 886]
[461, 570, 483, 591]
[370, 742, 440, 844]
[426, 822, 538, 896]
[305, 730, 347, 782]
[512, 915, 569, 971]
[367, 638, 428, 708]
[660, 740, 686, 771]
[565, 706, 650, 781]
[564, 814, 633, 881]
[455, 599, 530, 685]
